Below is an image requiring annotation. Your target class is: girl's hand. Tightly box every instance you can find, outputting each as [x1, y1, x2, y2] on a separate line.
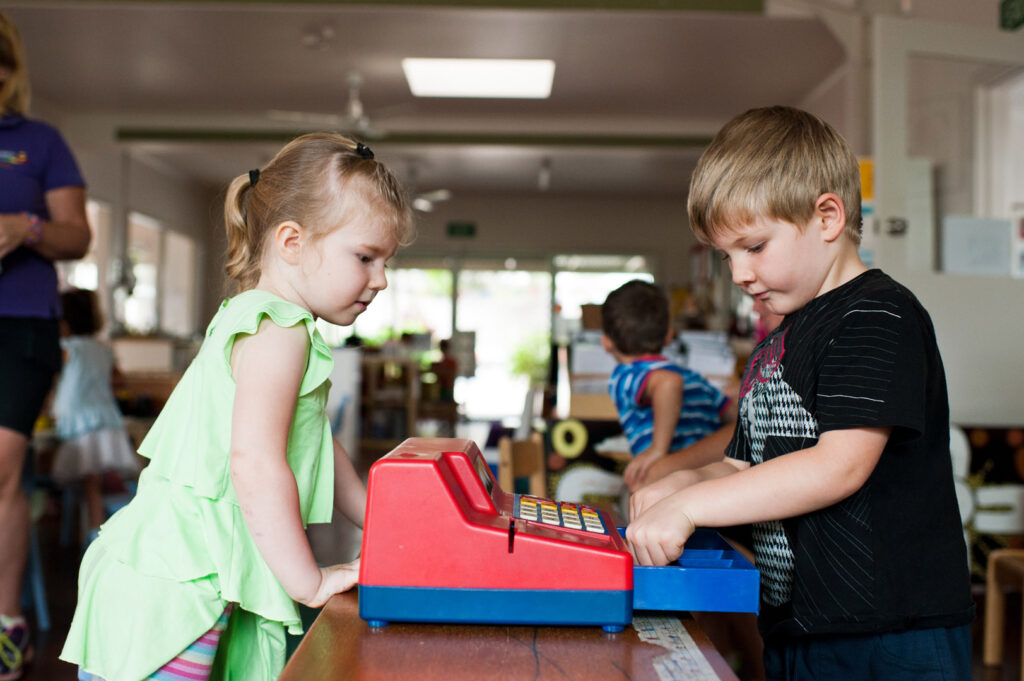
[301, 559, 361, 608]
[625, 499, 695, 567]
[628, 469, 699, 520]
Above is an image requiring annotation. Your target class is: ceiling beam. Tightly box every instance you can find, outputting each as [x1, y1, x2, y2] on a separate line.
[28, 0, 763, 11]
[116, 127, 714, 148]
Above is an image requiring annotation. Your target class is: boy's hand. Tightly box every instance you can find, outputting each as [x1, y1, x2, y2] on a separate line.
[623, 449, 664, 490]
[302, 559, 361, 608]
[629, 469, 700, 520]
[626, 499, 696, 566]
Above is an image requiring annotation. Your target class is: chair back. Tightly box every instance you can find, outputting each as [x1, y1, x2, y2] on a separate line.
[497, 432, 546, 498]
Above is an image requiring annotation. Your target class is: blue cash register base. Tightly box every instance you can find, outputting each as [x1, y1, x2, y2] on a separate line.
[358, 438, 757, 632]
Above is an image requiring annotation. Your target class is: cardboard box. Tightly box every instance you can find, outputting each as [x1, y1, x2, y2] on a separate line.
[580, 304, 602, 330]
[568, 393, 618, 420]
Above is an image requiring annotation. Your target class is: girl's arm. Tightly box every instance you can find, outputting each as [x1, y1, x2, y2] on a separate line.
[332, 437, 366, 528]
[622, 369, 683, 489]
[230, 319, 354, 607]
[626, 426, 890, 566]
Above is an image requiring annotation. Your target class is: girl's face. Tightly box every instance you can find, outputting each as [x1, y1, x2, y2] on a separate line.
[295, 205, 399, 327]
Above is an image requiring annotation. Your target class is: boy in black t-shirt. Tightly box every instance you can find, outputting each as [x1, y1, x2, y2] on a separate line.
[626, 106, 974, 680]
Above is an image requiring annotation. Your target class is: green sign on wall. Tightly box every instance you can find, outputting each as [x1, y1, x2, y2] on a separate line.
[446, 221, 477, 238]
[1003, 0, 1024, 30]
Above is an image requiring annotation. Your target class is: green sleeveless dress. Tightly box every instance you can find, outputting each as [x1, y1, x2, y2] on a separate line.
[61, 290, 336, 681]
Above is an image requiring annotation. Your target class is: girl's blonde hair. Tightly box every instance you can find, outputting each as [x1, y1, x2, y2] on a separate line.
[688, 106, 862, 245]
[223, 132, 414, 292]
[0, 12, 31, 115]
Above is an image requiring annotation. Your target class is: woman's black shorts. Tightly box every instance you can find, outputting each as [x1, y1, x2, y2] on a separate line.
[0, 317, 62, 437]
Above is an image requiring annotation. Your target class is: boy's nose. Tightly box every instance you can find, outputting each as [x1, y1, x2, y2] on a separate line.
[730, 261, 755, 287]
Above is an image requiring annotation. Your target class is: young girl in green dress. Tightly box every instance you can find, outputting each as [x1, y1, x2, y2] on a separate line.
[61, 133, 414, 681]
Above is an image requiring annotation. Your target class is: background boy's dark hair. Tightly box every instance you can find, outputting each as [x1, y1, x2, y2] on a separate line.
[61, 288, 101, 336]
[601, 280, 669, 355]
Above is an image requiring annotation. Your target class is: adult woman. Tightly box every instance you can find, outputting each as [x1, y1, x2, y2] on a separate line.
[0, 11, 91, 680]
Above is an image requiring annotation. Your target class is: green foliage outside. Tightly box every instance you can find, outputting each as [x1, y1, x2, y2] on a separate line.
[509, 332, 551, 385]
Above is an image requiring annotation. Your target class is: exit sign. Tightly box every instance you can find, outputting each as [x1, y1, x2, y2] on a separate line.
[446, 221, 477, 238]
[1003, 0, 1024, 30]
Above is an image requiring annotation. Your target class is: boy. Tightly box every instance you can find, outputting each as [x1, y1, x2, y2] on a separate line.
[626, 106, 973, 680]
[601, 280, 735, 491]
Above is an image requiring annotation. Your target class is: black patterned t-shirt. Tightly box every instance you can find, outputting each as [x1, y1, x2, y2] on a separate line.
[728, 269, 974, 640]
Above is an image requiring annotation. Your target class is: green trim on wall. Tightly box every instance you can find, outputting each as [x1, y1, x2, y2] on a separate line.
[116, 127, 714, 148]
[42, 0, 763, 11]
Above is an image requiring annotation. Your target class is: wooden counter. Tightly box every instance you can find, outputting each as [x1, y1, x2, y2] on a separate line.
[280, 591, 739, 681]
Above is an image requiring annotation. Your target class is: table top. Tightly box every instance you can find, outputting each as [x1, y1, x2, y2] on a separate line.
[280, 591, 739, 681]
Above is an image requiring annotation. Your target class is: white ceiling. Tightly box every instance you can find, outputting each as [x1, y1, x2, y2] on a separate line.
[4, 1, 847, 200]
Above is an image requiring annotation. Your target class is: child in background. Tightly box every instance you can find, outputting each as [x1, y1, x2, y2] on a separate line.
[61, 134, 414, 681]
[627, 106, 973, 680]
[51, 288, 140, 545]
[601, 280, 736, 491]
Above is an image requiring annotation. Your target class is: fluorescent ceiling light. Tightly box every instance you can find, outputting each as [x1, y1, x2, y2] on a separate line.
[402, 58, 555, 99]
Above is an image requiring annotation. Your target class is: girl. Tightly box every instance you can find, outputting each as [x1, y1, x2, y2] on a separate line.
[51, 288, 141, 546]
[61, 133, 414, 681]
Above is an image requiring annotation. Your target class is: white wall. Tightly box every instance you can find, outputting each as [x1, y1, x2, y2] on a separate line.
[407, 191, 696, 290]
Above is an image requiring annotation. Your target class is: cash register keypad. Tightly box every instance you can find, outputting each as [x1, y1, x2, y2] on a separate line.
[514, 496, 607, 534]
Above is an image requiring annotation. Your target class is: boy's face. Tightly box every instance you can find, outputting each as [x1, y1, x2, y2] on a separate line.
[711, 214, 836, 317]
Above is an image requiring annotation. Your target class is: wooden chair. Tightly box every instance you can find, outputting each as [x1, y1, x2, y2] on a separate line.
[984, 548, 1024, 680]
[497, 432, 546, 498]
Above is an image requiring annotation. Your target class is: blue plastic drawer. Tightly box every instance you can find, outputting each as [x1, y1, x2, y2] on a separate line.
[622, 527, 759, 614]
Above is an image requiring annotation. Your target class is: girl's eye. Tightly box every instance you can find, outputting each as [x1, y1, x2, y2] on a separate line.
[748, 243, 765, 254]
[718, 251, 730, 262]
[358, 254, 373, 264]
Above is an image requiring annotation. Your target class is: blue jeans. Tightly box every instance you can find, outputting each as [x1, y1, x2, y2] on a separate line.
[763, 625, 972, 681]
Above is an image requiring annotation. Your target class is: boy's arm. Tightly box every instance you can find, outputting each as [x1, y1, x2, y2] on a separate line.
[630, 396, 738, 491]
[626, 426, 890, 566]
[629, 456, 747, 519]
[622, 369, 683, 489]
[332, 437, 367, 528]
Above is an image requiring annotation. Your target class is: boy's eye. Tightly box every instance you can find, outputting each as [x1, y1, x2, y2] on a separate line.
[358, 254, 373, 264]
[747, 243, 765, 254]
[718, 252, 730, 262]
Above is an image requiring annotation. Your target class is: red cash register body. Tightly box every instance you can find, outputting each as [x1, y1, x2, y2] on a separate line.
[358, 438, 633, 631]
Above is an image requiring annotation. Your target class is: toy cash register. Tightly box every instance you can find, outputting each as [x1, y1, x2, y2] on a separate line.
[358, 438, 759, 631]
[358, 438, 633, 632]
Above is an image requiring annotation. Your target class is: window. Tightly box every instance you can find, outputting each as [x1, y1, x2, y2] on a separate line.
[317, 268, 454, 347]
[160, 230, 198, 337]
[123, 212, 162, 335]
[59, 199, 111, 293]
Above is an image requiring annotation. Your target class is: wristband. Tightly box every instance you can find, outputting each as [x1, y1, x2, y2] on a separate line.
[23, 213, 42, 247]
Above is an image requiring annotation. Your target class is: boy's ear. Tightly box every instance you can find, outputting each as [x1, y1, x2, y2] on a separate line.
[814, 193, 847, 243]
[600, 333, 615, 354]
[273, 221, 305, 265]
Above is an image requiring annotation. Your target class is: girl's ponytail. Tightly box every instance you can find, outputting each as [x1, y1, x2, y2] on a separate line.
[223, 173, 261, 293]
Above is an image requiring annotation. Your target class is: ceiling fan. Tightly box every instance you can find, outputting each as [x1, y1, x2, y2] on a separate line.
[407, 164, 452, 213]
[268, 72, 385, 139]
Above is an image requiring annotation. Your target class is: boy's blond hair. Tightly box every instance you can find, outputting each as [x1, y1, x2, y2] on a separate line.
[688, 106, 862, 245]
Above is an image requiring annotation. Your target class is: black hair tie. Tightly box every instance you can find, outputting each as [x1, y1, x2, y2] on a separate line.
[355, 142, 374, 160]
[249, 168, 260, 186]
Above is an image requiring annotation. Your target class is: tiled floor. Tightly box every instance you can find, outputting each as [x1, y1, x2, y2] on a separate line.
[15, 486, 1024, 681]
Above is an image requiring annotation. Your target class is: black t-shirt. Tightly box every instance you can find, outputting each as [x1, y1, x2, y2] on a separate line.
[728, 269, 974, 641]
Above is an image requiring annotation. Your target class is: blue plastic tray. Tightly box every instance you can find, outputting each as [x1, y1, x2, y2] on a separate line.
[624, 527, 759, 614]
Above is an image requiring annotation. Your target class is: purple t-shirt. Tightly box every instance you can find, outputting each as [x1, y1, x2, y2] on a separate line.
[0, 114, 86, 318]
